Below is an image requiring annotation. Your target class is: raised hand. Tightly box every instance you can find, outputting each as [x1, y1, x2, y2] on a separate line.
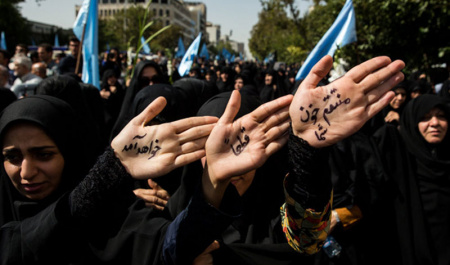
[111, 97, 218, 179]
[203, 90, 292, 207]
[133, 179, 170, 211]
[290, 55, 405, 148]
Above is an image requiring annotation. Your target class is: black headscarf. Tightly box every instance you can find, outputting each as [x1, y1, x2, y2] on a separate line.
[110, 60, 165, 140]
[0, 96, 87, 226]
[35, 75, 105, 166]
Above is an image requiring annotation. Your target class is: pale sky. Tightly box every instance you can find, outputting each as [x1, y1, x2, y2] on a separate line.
[18, 0, 313, 56]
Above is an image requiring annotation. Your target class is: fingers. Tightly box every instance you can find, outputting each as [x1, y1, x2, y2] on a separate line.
[133, 97, 167, 126]
[148, 179, 161, 190]
[366, 71, 404, 104]
[219, 90, 241, 125]
[252, 94, 293, 123]
[180, 137, 208, 154]
[360, 60, 405, 93]
[299, 55, 333, 90]
[171, 116, 218, 134]
[346, 56, 392, 83]
[174, 149, 206, 168]
[265, 134, 289, 157]
[177, 123, 216, 144]
[201, 240, 220, 254]
[259, 105, 290, 131]
[365, 91, 396, 119]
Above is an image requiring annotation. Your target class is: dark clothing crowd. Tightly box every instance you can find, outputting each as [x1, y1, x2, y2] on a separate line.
[0, 42, 450, 265]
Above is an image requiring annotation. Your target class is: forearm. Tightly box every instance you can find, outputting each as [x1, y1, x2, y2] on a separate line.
[281, 126, 332, 254]
[69, 147, 135, 224]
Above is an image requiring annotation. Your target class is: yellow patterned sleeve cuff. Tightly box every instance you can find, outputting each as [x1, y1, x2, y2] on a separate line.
[280, 184, 332, 254]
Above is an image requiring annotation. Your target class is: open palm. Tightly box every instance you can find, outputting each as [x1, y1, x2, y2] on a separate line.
[205, 90, 293, 183]
[290, 55, 405, 148]
[111, 97, 218, 179]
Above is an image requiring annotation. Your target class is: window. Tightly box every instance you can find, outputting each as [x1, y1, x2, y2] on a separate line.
[161, 0, 168, 3]
[110, 0, 116, 3]
[159, 9, 163, 16]
[166, 10, 169, 17]
[102, 0, 108, 3]
[108, 10, 112, 16]
[166, 20, 170, 26]
[152, 0, 158, 3]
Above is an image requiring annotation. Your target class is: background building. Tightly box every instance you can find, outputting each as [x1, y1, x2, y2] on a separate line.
[97, 0, 205, 42]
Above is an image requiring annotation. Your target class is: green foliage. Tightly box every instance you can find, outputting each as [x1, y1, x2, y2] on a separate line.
[0, 1, 31, 52]
[249, 0, 306, 63]
[251, 0, 450, 76]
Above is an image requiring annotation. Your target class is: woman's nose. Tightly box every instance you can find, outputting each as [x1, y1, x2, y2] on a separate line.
[20, 158, 38, 180]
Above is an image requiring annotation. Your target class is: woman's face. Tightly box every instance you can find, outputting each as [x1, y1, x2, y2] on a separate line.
[234, 78, 244, 90]
[2, 123, 65, 200]
[418, 107, 448, 144]
[390, 88, 407, 109]
[107, 75, 117, 86]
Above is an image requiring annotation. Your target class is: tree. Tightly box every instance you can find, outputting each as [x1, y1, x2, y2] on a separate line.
[0, 0, 31, 52]
[249, 0, 306, 63]
[302, 0, 450, 74]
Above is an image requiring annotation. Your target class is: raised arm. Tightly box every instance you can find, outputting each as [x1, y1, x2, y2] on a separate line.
[282, 55, 405, 253]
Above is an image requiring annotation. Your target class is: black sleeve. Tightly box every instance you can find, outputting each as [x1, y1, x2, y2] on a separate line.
[285, 126, 332, 210]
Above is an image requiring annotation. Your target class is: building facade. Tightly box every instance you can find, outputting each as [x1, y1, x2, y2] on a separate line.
[97, 0, 205, 42]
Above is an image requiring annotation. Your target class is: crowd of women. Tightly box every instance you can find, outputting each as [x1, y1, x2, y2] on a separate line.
[0, 47, 449, 265]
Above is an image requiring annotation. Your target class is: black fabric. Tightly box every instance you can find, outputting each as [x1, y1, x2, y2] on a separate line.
[110, 60, 165, 140]
[100, 70, 125, 139]
[0, 95, 88, 227]
[35, 75, 105, 165]
[372, 94, 450, 265]
[0, 88, 16, 113]
[163, 93, 319, 264]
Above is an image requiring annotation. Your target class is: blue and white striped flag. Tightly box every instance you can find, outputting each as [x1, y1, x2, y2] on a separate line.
[178, 33, 202, 77]
[296, 0, 357, 81]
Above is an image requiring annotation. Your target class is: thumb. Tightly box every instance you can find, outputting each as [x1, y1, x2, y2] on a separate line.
[133, 96, 167, 126]
[148, 179, 160, 190]
[201, 240, 220, 254]
[302, 55, 333, 90]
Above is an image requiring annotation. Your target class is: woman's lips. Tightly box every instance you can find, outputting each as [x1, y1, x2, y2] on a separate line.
[22, 183, 45, 193]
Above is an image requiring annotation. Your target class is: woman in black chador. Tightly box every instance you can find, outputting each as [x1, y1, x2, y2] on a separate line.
[374, 94, 450, 265]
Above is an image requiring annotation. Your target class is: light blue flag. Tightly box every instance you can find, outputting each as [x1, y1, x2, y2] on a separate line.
[73, 0, 100, 89]
[230, 54, 235, 63]
[296, 0, 357, 81]
[54, 34, 60, 47]
[175, 37, 185, 58]
[178, 33, 202, 77]
[222, 48, 231, 61]
[140, 36, 151, 54]
[1, 32, 7, 50]
[199, 43, 209, 60]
